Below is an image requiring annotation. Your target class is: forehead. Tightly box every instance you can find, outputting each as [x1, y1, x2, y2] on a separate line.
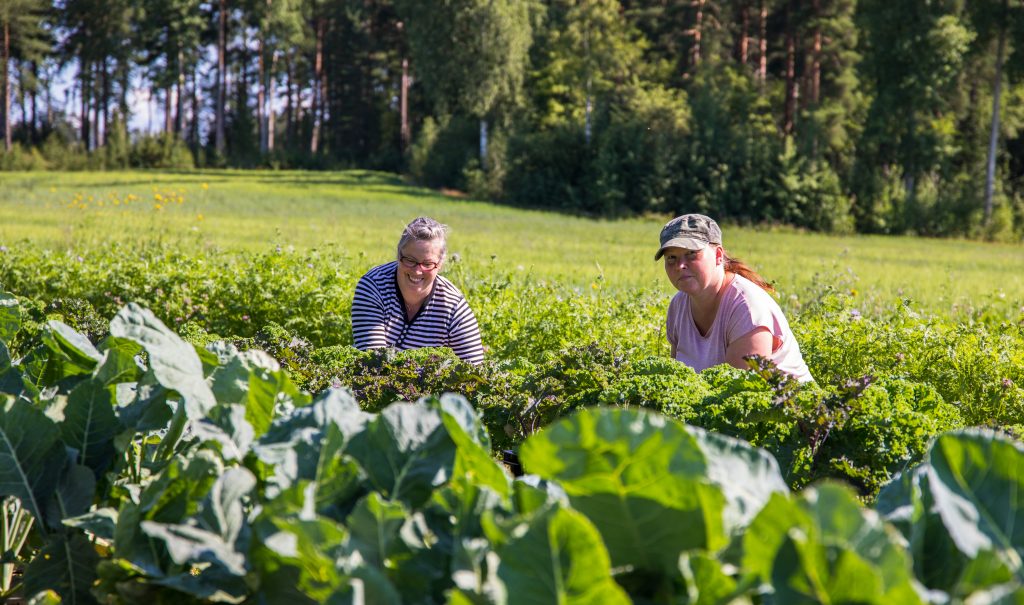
[401, 238, 444, 259]
[662, 245, 707, 256]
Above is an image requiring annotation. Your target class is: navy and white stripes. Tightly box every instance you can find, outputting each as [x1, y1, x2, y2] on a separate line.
[351, 261, 485, 364]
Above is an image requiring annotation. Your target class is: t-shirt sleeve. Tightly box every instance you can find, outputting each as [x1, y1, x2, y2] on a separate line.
[447, 298, 485, 365]
[351, 273, 389, 350]
[723, 288, 784, 347]
[666, 294, 679, 348]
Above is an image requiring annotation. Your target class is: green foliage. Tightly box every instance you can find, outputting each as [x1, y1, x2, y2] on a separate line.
[590, 83, 692, 217]
[6, 0, 1024, 238]
[503, 124, 591, 211]
[744, 484, 925, 604]
[681, 65, 785, 223]
[877, 429, 1024, 600]
[854, 3, 976, 232]
[796, 289, 1024, 428]
[220, 334, 965, 498]
[1, 296, 1022, 603]
[596, 356, 706, 420]
[0, 234, 1020, 444]
[0, 144, 49, 171]
[397, 0, 534, 119]
[129, 133, 195, 169]
[528, 0, 645, 128]
[520, 408, 785, 598]
[104, 112, 131, 169]
[333, 347, 488, 414]
[779, 142, 855, 233]
[38, 133, 92, 170]
[408, 114, 479, 189]
[1, 131, 196, 171]
[0, 243, 353, 348]
[816, 378, 963, 495]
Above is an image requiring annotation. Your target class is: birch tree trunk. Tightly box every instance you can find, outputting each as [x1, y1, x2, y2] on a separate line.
[285, 55, 293, 148]
[984, 0, 1008, 225]
[783, 0, 798, 135]
[100, 58, 110, 147]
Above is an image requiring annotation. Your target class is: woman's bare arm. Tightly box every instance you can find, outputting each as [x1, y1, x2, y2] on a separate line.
[724, 327, 776, 369]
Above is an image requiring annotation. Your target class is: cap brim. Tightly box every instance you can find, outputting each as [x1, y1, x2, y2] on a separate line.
[654, 237, 708, 260]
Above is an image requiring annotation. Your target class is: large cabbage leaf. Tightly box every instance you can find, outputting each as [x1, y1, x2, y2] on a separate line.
[877, 429, 1024, 599]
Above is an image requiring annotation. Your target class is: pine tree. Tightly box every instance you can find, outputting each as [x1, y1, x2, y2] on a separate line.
[0, 0, 49, 150]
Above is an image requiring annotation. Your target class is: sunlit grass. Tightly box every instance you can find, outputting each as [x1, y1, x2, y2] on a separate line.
[1, 169, 1021, 319]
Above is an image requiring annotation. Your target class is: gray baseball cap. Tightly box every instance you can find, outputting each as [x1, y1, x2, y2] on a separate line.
[654, 214, 722, 260]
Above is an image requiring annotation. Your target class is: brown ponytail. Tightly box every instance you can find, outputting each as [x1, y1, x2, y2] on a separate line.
[722, 251, 775, 294]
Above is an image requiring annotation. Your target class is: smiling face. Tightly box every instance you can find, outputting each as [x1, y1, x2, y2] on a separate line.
[397, 238, 445, 305]
[662, 244, 723, 296]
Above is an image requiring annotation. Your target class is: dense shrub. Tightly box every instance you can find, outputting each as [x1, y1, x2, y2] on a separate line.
[0, 143, 49, 171]
[678, 66, 786, 223]
[129, 133, 195, 169]
[778, 143, 855, 233]
[589, 83, 691, 217]
[795, 288, 1024, 427]
[408, 113, 479, 189]
[503, 124, 592, 212]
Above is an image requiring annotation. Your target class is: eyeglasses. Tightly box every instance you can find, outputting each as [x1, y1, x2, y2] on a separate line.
[400, 255, 440, 270]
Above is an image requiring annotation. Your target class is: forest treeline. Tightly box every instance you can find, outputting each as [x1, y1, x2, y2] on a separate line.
[1, 0, 1023, 239]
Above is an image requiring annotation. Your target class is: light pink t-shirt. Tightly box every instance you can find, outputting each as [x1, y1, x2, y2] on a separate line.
[666, 275, 813, 382]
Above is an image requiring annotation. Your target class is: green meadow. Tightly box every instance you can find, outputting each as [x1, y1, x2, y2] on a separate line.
[1, 169, 1021, 320]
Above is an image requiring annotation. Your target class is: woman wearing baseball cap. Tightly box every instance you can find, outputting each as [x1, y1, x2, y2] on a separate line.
[656, 214, 813, 382]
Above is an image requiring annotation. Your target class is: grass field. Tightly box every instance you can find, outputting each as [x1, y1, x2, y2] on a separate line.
[0, 169, 1022, 319]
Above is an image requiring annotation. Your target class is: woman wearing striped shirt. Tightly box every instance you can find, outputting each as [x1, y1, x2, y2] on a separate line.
[351, 217, 485, 365]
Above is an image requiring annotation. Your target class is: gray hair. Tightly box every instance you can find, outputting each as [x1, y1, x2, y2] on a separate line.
[397, 216, 448, 259]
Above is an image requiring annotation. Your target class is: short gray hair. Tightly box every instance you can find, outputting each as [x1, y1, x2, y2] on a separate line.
[397, 216, 448, 259]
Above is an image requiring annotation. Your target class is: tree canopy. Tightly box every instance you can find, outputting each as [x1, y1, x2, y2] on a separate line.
[1, 0, 1023, 239]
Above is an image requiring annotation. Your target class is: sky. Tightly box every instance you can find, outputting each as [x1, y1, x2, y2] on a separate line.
[39, 56, 208, 139]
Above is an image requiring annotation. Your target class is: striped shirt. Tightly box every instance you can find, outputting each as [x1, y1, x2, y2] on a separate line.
[351, 261, 485, 364]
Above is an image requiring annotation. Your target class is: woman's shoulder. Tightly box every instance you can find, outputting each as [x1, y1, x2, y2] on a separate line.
[433, 273, 466, 300]
[357, 262, 398, 290]
[363, 261, 397, 279]
[667, 289, 689, 312]
[725, 275, 781, 310]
